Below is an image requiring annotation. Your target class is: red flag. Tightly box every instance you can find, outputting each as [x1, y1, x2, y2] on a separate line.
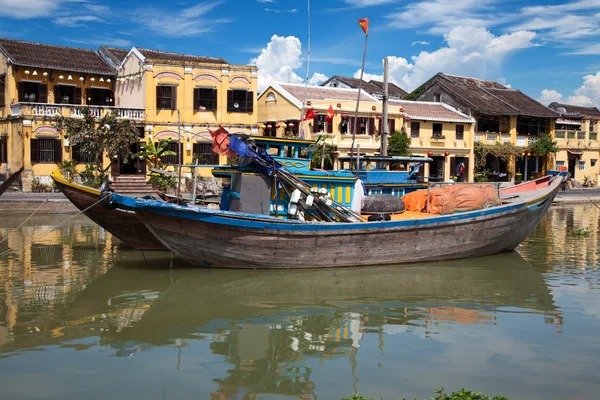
[358, 18, 369, 35]
[325, 105, 334, 121]
[303, 108, 315, 121]
[209, 125, 235, 158]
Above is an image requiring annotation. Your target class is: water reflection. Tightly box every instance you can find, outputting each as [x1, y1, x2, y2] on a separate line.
[0, 210, 599, 399]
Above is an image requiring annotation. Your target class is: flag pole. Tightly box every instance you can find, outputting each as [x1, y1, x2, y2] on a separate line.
[299, 0, 311, 139]
[350, 30, 368, 174]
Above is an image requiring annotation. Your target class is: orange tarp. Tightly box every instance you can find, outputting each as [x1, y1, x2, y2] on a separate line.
[401, 184, 500, 215]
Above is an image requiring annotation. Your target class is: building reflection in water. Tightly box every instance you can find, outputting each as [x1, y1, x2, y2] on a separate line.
[0, 215, 566, 399]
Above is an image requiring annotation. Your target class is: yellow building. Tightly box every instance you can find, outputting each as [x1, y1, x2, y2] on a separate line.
[100, 46, 258, 179]
[548, 102, 600, 186]
[258, 82, 474, 181]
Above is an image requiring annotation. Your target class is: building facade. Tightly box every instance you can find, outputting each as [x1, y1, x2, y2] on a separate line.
[320, 75, 408, 100]
[258, 82, 474, 181]
[407, 73, 558, 182]
[548, 102, 600, 185]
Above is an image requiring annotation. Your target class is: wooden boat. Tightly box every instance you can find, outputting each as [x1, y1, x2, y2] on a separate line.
[0, 167, 23, 196]
[110, 174, 563, 269]
[51, 170, 166, 250]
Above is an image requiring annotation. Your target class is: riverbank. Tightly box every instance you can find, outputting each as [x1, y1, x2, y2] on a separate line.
[1, 189, 599, 214]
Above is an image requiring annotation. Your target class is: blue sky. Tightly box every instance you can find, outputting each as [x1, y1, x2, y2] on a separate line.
[1, 0, 600, 106]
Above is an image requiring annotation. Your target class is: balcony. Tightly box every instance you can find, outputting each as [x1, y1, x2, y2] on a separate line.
[9, 102, 145, 121]
[555, 130, 600, 150]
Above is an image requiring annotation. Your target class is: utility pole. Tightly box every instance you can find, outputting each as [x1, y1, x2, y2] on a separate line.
[176, 109, 182, 204]
[381, 57, 389, 156]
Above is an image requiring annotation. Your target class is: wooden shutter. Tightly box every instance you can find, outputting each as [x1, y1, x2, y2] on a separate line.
[246, 91, 254, 113]
[1, 138, 7, 162]
[39, 84, 48, 103]
[193, 143, 200, 155]
[170, 86, 177, 110]
[85, 88, 91, 105]
[389, 118, 396, 134]
[54, 140, 63, 163]
[156, 86, 162, 110]
[212, 89, 218, 111]
[450, 158, 457, 178]
[54, 86, 60, 104]
[108, 90, 114, 106]
[368, 117, 375, 135]
[350, 117, 355, 136]
[312, 115, 319, 133]
[193, 88, 199, 111]
[74, 87, 82, 105]
[326, 117, 333, 134]
[0, 75, 5, 106]
[30, 139, 39, 164]
[227, 90, 233, 112]
[18, 82, 25, 102]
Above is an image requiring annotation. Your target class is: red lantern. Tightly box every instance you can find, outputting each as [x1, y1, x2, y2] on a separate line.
[307, 101, 311, 106]
[376, 114, 382, 120]
[337, 103, 342, 108]
[371, 106, 376, 111]
[267, 124, 272, 129]
[427, 151, 433, 157]
[399, 107, 404, 112]
[403, 116, 411, 121]
[288, 122, 294, 127]
[444, 151, 450, 156]
[275, 124, 280, 129]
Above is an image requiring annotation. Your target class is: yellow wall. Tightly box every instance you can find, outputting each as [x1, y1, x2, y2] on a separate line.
[555, 128, 600, 185]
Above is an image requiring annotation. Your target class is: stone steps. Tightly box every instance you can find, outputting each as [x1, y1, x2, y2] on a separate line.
[110, 174, 155, 194]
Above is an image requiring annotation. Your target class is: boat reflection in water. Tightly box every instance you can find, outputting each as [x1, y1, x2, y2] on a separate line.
[0, 223, 561, 400]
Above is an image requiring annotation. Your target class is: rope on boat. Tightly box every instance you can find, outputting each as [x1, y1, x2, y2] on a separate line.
[0, 193, 110, 259]
[574, 186, 600, 211]
[0, 196, 51, 246]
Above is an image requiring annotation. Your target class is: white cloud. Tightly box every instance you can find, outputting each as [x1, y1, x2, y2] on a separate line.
[343, 0, 397, 6]
[565, 44, 600, 55]
[353, 70, 382, 82]
[84, 4, 110, 14]
[140, 2, 229, 37]
[264, 8, 297, 13]
[357, 27, 536, 92]
[256, 0, 275, 3]
[538, 89, 564, 105]
[53, 15, 104, 27]
[0, 0, 63, 18]
[411, 41, 430, 46]
[63, 37, 132, 48]
[308, 72, 328, 85]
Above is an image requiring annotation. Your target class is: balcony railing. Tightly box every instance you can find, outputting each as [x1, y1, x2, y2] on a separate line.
[9, 102, 145, 121]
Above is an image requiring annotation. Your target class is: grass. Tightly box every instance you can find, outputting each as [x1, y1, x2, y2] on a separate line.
[341, 388, 509, 400]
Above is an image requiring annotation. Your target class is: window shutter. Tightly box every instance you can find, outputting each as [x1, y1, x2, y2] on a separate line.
[156, 86, 162, 110]
[193, 143, 199, 155]
[108, 90, 114, 106]
[171, 86, 177, 110]
[378, 119, 382, 135]
[54, 140, 63, 163]
[74, 87, 82, 105]
[350, 117, 355, 136]
[389, 118, 396, 134]
[193, 88, 199, 111]
[1, 138, 7, 162]
[37, 84, 48, 104]
[18, 82, 25, 102]
[312, 115, 319, 133]
[246, 91, 254, 113]
[54, 86, 60, 104]
[85, 88, 91, 105]
[368, 117, 375, 135]
[327, 118, 333, 134]
[212, 89, 218, 111]
[227, 90, 233, 112]
[30, 139, 39, 164]
[0, 75, 5, 106]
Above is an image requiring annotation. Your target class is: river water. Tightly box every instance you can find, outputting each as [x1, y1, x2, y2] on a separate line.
[0, 205, 599, 400]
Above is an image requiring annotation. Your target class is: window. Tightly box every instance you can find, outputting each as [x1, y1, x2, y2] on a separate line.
[266, 93, 276, 102]
[156, 85, 177, 110]
[285, 120, 299, 136]
[30, 139, 62, 164]
[378, 118, 396, 134]
[590, 133, 598, 141]
[72, 145, 98, 164]
[477, 117, 500, 133]
[313, 115, 325, 133]
[556, 161, 566, 167]
[340, 116, 348, 134]
[590, 121, 595, 132]
[592, 159, 597, 167]
[578, 160, 586, 170]
[411, 121, 420, 138]
[265, 120, 277, 137]
[192, 143, 219, 165]
[433, 93, 442, 102]
[432, 123, 443, 139]
[194, 88, 217, 111]
[0, 74, 6, 106]
[0, 137, 7, 163]
[162, 142, 182, 165]
[227, 89, 253, 113]
[54, 85, 79, 105]
[19, 82, 48, 103]
[86, 88, 113, 106]
[455, 125, 464, 140]
[332, 82, 338, 88]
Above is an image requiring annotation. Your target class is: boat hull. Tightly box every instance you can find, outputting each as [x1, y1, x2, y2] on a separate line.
[130, 177, 561, 269]
[52, 173, 166, 251]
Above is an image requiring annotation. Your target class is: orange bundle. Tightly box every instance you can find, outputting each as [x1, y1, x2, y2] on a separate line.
[402, 190, 429, 212]
[452, 184, 500, 212]
[401, 184, 501, 215]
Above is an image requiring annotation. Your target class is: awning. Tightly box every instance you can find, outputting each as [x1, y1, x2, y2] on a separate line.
[568, 150, 584, 156]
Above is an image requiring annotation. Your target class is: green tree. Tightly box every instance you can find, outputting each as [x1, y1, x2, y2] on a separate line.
[55, 107, 141, 187]
[132, 138, 176, 170]
[387, 129, 411, 156]
[311, 143, 338, 170]
[529, 133, 559, 156]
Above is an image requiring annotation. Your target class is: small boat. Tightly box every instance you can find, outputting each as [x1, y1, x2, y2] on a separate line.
[51, 170, 166, 250]
[110, 173, 563, 269]
[0, 167, 23, 196]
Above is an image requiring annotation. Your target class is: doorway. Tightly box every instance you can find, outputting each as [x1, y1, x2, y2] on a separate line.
[568, 154, 578, 180]
[111, 143, 146, 177]
[430, 156, 445, 182]
[451, 156, 468, 182]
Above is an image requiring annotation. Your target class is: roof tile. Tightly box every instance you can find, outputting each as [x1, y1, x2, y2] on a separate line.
[278, 83, 376, 103]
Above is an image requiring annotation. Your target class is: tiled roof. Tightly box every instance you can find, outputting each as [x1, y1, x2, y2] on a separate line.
[136, 47, 228, 65]
[277, 82, 377, 103]
[390, 100, 475, 123]
[99, 46, 130, 66]
[321, 75, 392, 98]
[411, 73, 558, 118]
[548, 102, 600, 118]
[369, 80, 408, 98]
[0, 38, 114, 75]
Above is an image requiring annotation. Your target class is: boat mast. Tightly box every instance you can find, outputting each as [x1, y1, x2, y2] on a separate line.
[350, 26, 369, 173]
[176, 109, 182, 204]
[299, 0, 310, 139]
[381, 57, 389, 156]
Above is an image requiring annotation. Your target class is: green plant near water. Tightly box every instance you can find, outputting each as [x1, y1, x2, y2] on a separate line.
[57, 159, 78, 180]
[132, 138, 176, 170]
[340, 388, 508, 400]
[568, 227, 592, 238]
[79, 164, 104, 188]
[388, 128, 412, 157]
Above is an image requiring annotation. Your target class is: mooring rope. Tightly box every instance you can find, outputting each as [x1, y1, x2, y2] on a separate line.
[0, 196, 51, 246]
[0, 193, 110, 258]
[575, 186, 600, 211]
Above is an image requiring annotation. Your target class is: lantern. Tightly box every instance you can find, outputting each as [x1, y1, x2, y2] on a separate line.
[32, 71, 38, 76]
[281, 123, 287, 129]
[107, 78, 111, 83]
[399, 107, 404, 112]
[267, 124, 272, 129]
[527, 152, 531, 156]
[79, 77, 84, 81]
[307, 101, 311, 106]
[288, 122, 294, 127]
[403, 116, 411, 121]
[371, 106, 376, 111]
[90, 77, 96, 82]
[59, 75, 64, 80]
[24, 70, 30, 75]
[444, 151, 450, 156]
[261, 124, 267, 129]
[376, 115, 382, 120]
[427, 151, 433, 157]
[337, 103, 341, 108]
[99, 77, 105, 82]
[275, 124, 280, 129]
[43, 72, 48, 77]
[67, 75, 73, 80]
